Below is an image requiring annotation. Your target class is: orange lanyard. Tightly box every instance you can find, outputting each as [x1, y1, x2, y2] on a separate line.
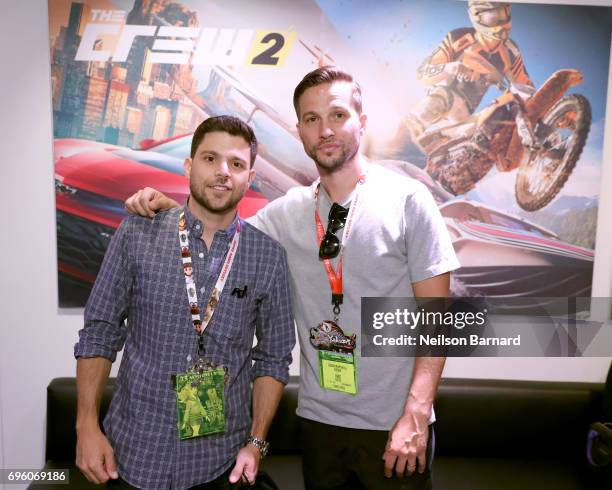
[314, 173, 366, 318]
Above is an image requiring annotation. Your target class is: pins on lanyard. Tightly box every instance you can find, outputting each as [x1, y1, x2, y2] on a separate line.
[178, 210, 241, 352]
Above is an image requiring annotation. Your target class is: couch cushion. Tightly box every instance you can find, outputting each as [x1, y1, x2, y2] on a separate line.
[45, 378, 114, 463]
[434, 378, 603, 459]
[434, 457, 587, 490]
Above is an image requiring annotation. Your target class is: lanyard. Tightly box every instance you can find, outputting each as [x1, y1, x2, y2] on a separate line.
[314, 173, 366, 319]
[178, 210, 241, 355]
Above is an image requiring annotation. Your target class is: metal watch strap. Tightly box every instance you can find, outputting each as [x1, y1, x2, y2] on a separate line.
[246, 435, 269, 457]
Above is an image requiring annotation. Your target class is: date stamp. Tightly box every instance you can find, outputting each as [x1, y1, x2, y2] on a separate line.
[0, 469, 69, 484]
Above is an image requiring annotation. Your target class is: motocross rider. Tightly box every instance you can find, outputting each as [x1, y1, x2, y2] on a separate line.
[405, 1, 533, 148]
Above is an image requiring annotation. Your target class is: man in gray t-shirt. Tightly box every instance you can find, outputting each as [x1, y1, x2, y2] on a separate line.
[126, 67, 459, 489]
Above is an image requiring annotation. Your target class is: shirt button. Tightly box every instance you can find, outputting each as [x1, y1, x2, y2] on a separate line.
[195, 224, 201, 230]
[200, 287, 206, 294]
[198, 252, 204, 258]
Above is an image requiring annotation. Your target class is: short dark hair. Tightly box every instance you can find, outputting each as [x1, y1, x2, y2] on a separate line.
[293, 66, 362, 118]
[190, 115, 258, 167]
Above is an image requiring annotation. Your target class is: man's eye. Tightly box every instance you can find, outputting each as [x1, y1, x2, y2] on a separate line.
[305, 116, 317, 123]
[204, 155, 214, 162]
[232, 160, 245, 168]
[334, 112, 345, 119]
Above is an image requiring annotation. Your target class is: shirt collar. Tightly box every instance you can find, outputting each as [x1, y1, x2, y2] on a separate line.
[183, 200, 240, 240]
[312, 161, 370, 207]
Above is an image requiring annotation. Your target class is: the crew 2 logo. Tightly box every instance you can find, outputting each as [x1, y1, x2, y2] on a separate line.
[75, 10, 296, 67]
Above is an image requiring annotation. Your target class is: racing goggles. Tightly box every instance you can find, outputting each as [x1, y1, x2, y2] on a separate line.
[475, 6, 511, 27]
[319, 202, 348, 260]
[479, 21, 512, 41]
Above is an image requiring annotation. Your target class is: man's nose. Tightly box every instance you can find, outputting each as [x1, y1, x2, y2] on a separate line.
[215, 160, 231, 177]
[319, 121, 334, 139]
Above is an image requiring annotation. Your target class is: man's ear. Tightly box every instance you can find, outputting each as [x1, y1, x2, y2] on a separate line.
[359, 113, 367, 135]
[248, 169, 256, 186]
[184, 157, 192, 179]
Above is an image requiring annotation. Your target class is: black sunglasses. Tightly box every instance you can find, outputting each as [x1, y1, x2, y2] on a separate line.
[319, 202, 349, 260]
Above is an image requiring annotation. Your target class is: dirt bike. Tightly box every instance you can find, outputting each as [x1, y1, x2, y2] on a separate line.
[420, 52, 591, 211]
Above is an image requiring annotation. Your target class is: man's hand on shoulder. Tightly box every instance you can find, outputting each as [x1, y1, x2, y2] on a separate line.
[229, 443, 261, 486]
[383, 408, 429, 479]
[124, 187, 180, 218]
[76, 425, 119, 484]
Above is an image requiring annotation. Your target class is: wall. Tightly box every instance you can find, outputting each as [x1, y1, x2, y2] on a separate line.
[0, 0, 611, 484]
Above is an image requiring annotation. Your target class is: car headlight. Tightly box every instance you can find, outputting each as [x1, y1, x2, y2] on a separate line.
[54, 176, 77, 195]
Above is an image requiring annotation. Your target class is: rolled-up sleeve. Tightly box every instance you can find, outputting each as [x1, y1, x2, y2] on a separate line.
[74, 219, 133, 362]
[251, 245, 295, 384]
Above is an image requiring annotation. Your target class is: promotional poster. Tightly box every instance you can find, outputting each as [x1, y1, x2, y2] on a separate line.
[48, 0, 612, 307]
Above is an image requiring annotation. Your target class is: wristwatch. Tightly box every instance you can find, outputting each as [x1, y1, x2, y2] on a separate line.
[246, 435, 270, 457]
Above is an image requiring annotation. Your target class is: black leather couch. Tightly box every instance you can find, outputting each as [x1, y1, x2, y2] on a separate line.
[32, 376, 604, 489]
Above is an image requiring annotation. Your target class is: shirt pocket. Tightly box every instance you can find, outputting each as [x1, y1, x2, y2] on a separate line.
[207, 277, 258, 348]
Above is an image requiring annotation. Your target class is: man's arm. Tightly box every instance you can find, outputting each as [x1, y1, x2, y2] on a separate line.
[229, 245, 295, 485]
[383, 272, 450, 479]
[124, 187, 180, 217]
[229, 377, 284, 485]
[504, 40, 534, 88]
[76, 358, 118, 483]
[417, 30, 480, 85]
[250, 376, 284, 441]
[74, 220, 133, 483]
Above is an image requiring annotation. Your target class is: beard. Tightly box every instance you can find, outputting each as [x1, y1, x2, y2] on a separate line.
[189, 179, 243, 215]
[306, 139, 359, 175]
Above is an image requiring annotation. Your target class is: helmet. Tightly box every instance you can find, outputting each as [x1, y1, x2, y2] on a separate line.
[468, 1, 512, 41]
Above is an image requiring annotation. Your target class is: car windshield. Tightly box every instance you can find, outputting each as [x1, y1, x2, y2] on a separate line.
[142, 67, 321, 190]
[485, 212, 550, 237]
[149, 136, 192, 159]
[113, 148, 184, 175]
[197, 68, 318, 184]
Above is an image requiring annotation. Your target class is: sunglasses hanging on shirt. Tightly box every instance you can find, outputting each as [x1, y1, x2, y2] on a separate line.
[318, 202, 349, 260]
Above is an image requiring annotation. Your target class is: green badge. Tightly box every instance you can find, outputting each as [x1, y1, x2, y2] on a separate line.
[318, 350, 358, 395]
[175, 368, 226, 439]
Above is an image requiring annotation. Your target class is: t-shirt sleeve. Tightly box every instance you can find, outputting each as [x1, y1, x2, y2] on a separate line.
[404, 184, 460, 283]
[246, 196, 286, 242]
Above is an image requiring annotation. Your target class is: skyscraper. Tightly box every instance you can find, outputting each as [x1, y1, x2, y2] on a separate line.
[80, 76, 108, 140]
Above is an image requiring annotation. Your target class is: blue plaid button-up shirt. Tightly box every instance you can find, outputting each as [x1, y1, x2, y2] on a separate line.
[74, 205, 295, 489]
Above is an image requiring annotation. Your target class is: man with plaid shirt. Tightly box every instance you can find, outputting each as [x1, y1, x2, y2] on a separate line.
[74, 116, 295, 489]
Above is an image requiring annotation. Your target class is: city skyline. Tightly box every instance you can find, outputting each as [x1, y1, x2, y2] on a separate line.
[51, 0, 202, 147]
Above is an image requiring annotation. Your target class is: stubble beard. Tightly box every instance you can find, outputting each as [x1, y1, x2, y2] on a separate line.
[189, 180, 242, 215]
[308, 140, 359, 175]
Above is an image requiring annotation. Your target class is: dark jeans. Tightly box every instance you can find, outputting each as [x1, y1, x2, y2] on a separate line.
[107, 466, 243, 489]
[299, 417, 434, 490]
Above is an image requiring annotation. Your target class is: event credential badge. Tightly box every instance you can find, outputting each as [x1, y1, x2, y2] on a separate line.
[310, 320, 358, 395]
[175, 368, 226, 439]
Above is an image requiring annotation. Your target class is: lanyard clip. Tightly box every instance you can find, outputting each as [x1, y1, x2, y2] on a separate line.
[332, 293, 343, 319]
[198, 334, 205, 356]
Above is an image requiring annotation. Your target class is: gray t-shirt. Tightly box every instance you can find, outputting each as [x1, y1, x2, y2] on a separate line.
[249, 163, 460, 430]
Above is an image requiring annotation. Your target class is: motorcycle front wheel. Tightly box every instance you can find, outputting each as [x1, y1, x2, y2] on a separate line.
[515, 93, 591, 211]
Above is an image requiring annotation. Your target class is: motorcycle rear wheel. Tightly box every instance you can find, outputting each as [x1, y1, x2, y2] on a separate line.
[515, 93, 591, 211]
